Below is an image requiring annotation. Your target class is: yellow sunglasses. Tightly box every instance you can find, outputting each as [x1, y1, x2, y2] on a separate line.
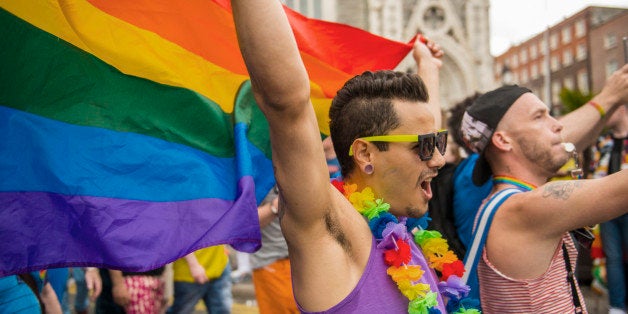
[349, 130, 448, 161]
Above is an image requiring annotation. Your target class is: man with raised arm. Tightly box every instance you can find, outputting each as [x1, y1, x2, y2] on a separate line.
[460, 66, 628, 313]
[232, 1, 478, 313]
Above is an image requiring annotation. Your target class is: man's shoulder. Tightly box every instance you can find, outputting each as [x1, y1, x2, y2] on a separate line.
[483, 188, 524, 215]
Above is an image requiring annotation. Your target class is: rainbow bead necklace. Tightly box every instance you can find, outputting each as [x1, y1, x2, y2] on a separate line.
[492, 175, 537, 191]
[331, 179, 481, 314]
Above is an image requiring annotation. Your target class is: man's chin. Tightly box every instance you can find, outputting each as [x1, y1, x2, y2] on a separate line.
[404, 205, 428, 218]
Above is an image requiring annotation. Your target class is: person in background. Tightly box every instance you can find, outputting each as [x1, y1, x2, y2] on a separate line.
[0, 270, 63, 314]
[323, 136, 341, 178]
[251, 185, 298, 314]
[447, 93, 493, 257]
[63, 267, 102, 314]
[0, 274, 42, 313]
[424, 110, 466, 259]
[46, 268, 69, 310]
[460, 69, 628, 312]
[229, 251, 252, 284]
[589, 105, 628, 314]
[109, 267, 166, 314]
[167, 246, 232, 314]
[231, 1, 482, 313]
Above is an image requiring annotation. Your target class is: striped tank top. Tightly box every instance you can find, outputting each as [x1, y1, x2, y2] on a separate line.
[478, 233, 587, 313]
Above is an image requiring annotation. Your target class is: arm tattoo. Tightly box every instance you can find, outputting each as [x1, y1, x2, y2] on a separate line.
[542, 181, 583, 200]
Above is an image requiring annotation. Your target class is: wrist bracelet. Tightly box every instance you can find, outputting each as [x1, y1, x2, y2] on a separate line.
[587, 101, 606, 119]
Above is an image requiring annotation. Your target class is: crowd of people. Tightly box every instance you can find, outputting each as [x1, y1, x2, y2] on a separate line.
[231, 0, 628, 313]
[2, 1, 628, 313]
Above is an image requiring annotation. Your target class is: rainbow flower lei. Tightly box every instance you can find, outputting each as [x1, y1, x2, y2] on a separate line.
[332, 179, 481, 314]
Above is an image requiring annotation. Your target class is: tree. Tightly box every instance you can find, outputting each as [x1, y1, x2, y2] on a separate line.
[559, 87, 593, 115]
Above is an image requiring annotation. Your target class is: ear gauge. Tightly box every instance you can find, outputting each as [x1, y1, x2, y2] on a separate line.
[364, 164, 374, 174]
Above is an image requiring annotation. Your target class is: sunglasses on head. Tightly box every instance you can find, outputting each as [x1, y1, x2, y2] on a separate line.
[349, 130, 448, 161]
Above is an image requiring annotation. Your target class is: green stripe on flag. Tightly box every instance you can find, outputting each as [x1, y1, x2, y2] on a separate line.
[0, 8, 271, 158]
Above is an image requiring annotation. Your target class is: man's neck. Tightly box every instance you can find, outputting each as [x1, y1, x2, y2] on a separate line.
[492, 163, 548, 189]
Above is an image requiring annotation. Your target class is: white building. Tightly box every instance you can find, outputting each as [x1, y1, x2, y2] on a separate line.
[282, 0, 495, 113]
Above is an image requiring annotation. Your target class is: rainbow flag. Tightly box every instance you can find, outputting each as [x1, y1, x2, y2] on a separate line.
[0, 0, 413, 276]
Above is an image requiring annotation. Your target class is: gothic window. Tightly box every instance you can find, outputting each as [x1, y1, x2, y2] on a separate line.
[423, 5, 445, 30]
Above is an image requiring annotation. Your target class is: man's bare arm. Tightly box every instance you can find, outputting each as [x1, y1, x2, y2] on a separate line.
[232, 0, 332, 228]
[184, 252, 208, 284]
[413, 36, 444, 129]
[40, 282, 62, 314]
[560, 64, 628, 151]
[508, 169, 628, 238]
[84, 267, 102, 301]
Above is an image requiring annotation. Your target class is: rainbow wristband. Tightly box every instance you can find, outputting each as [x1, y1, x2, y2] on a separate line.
[588, 101, 606, 119]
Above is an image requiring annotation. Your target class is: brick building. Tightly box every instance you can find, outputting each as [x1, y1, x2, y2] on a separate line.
[494, 6, 627, 115]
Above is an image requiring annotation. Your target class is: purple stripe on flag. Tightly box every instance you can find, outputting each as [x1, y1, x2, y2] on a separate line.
[0, 177, 261, 277]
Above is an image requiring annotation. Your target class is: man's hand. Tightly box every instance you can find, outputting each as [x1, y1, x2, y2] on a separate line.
[84, 267, 102, 301]
[184, 253, 209, 284]
[413, 34, 444, 69]
[597, 64, 628, 107]
[412, 33, 444, 128]
[189, 262, 209, 284]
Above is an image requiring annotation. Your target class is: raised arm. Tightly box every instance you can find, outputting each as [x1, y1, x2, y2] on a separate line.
[560, 64, 628, 151]
[232, 0, 331, 228]
[413, 35, 444, 129]
[232, 1, 309, 110]
[232, 2, 380, 310]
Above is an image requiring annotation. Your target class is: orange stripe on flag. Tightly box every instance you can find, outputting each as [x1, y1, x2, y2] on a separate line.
[87, 0, 413, 98]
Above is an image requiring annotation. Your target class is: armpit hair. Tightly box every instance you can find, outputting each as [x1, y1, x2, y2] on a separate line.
[324, 209, 352, 255]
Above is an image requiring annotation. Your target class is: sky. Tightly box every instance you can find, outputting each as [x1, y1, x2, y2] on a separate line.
[490, 0, 628, 56]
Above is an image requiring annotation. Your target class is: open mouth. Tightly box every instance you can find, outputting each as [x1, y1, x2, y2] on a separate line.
[420, 179, 433, 199]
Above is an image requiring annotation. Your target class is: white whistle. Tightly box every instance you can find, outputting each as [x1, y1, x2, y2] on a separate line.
[562, 142, 575, 153]
[562, 142, 583, 178]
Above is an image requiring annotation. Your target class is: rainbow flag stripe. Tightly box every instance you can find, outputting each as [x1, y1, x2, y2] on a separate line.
[0, 0, 413, 276]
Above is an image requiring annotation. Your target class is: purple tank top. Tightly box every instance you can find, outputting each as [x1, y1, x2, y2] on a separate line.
[297, 236, 447, 313]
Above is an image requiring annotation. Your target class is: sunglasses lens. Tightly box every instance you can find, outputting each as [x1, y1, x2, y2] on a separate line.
[419, 136, 435, 160]
[436, 132, 448, 155]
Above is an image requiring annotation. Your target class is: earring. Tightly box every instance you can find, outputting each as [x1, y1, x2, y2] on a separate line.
[364, 164, 374, 174]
